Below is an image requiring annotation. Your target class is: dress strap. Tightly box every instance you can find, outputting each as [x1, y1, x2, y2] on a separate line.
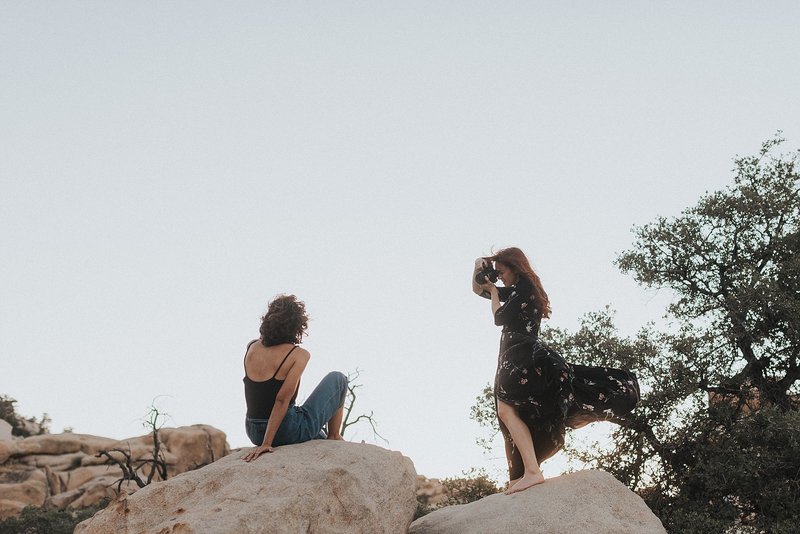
[270, 346, 298, 379]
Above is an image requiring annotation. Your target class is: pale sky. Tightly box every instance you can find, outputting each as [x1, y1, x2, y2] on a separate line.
[2, 2, 799, 481]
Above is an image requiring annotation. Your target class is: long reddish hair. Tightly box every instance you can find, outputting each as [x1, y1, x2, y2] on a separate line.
[487, 247, 552, 319]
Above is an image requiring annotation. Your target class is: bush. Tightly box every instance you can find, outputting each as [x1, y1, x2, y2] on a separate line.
[0, 503, 107, 534]
[440, 471, 501, 505]
[414, 469, 501, 519]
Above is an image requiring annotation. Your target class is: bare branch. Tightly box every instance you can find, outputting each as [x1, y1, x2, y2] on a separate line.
[340, 369, 387, 444]
[96, 401, 170, 492]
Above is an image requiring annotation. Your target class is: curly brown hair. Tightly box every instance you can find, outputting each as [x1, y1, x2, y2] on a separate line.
[259, 294, 309, 346]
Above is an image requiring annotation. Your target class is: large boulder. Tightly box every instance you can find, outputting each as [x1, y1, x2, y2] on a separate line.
[109, 425, 230, 476]
[409, 470, 665, 534]
[0, 468, 47, 509]
[76, 440, 417, 534]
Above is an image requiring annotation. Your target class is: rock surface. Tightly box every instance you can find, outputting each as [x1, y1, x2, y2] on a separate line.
[409, 470, 665, 534]
[0, 425, 229, 518]
[76, 440, 417, 534]
[0, 421, 12, 442]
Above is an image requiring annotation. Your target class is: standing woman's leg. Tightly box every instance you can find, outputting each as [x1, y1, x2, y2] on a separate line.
[496, 400, 545, 494]
[497, 410, 524, 486]
[297, 371, 348, 442]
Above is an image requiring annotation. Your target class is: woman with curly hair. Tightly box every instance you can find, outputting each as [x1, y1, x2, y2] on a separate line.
[242, 294, 348, 462]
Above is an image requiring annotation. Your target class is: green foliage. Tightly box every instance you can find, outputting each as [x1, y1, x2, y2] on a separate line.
[664, 407, 800, 533]
[414, 469, 501, 520]
[469, 384, 498, 453]
[0, 503, 107, 534]
[0, 396, 14, 426]
[573, 136, 800, 532]
[615, 135, 800, 405]
[413, 501, 432, 520]
[440, 470, 501, 505]
[0, 395, 50, 437]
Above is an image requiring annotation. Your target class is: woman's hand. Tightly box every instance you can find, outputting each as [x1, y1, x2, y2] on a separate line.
[472, 257, 493, 297]
[480, 278, 498, 294]
[241, 444, 275, 462]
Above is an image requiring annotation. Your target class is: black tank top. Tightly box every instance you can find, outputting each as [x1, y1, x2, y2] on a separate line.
[243, 341, 300, 419]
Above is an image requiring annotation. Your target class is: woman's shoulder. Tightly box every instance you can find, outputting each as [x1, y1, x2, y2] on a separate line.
[515, 276, 535, 293]
[278, 345, 310, 366]
[292, 346, 311, 361]
[244, 339, 261, 359]
[245, 341, 307, 360]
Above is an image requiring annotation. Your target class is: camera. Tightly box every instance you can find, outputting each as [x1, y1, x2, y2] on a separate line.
[475, 261, 499, 285]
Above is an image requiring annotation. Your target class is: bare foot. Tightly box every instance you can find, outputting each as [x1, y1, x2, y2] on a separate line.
[327, 434, 344, 441]
[504, 472, 545, 494]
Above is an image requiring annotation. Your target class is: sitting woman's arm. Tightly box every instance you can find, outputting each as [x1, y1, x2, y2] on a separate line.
[242, 348, 311, 462]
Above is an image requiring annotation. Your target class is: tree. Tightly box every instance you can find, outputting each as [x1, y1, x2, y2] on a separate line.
[469, 384, 498, 454]
[96, 402, 169, 491]
[340, 369, 387, 443]
[471, 135, 800, 533]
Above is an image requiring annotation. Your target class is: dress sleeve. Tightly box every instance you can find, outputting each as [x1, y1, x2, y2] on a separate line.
[497, 286, 513, 301]
[494, 279, 533, 327]
[478, 286, 513, 300]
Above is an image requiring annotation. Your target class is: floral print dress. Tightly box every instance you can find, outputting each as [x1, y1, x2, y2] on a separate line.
[489, 277, 639, 479]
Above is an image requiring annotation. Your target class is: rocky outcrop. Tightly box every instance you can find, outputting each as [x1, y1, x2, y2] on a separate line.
[76, 440, 418, 534]
[0, 425, 229, 518]
[409, 470, 665, 534]
[416, 475, 448, 507]
[0, 420, 12, 442]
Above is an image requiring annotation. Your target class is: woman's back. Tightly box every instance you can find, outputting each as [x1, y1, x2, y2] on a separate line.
[243, 342, 302, 419]
[244, 342, 299, 382]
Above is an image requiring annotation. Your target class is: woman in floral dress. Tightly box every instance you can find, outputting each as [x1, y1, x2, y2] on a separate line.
[473, 247, 639, 494]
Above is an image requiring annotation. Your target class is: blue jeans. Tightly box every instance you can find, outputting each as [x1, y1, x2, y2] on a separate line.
[245, 371, 348, 446]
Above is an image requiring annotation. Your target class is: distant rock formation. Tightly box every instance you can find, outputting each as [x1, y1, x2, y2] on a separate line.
[0, 425, 228, 518]
[75, 440, 417, 534]
[415, 475, 448, 507]
[0, 420, 12, 442]
[409, 470, 666, 534]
